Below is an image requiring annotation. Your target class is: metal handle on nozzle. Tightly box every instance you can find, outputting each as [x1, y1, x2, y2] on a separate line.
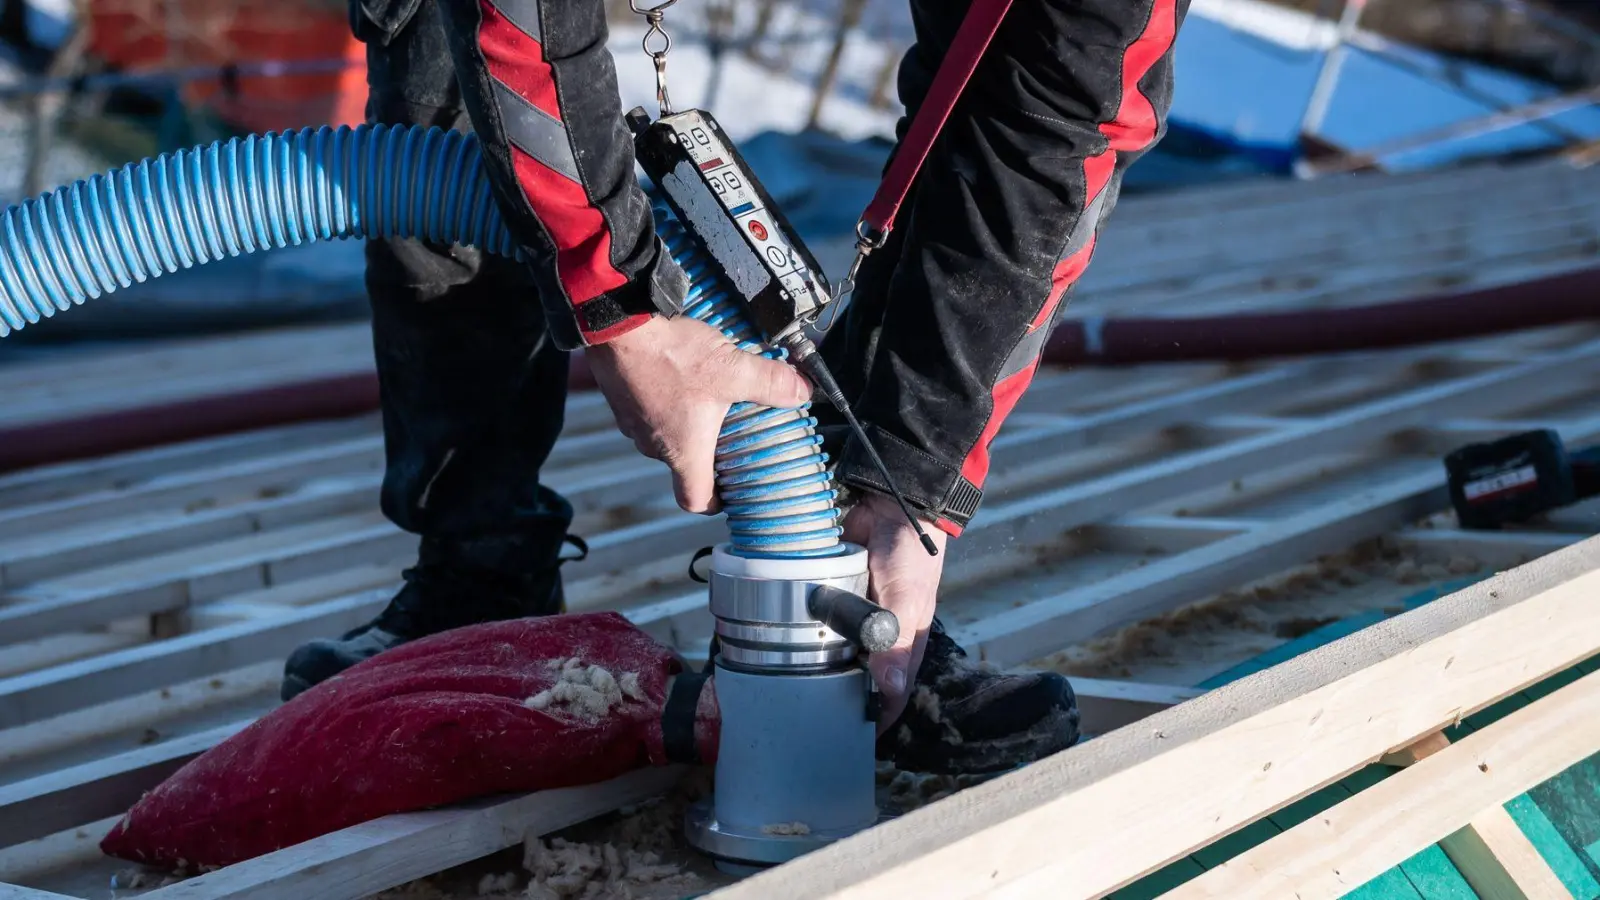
[808, 585, 899, 653]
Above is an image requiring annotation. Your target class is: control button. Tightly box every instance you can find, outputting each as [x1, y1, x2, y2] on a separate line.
[748, 220, 768, 240]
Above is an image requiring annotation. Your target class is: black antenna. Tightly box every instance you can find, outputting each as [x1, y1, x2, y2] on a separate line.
[783, 335, 940, 557]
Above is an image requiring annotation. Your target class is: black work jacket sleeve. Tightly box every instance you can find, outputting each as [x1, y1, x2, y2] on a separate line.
[433, 0, 686, 350]
[817, 0, 1191, 536]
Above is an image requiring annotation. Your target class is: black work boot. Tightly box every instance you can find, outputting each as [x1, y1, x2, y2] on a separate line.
[279, 533, 585, 701]
[877, 618, 1080, 774]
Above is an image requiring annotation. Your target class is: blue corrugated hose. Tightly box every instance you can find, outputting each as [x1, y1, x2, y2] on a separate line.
[0, 123, 842, 559]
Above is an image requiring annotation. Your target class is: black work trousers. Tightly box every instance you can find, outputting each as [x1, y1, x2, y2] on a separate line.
[357, 1, 576, 584]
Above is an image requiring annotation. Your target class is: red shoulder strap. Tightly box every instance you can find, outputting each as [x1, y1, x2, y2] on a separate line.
[858, 0, 1015, 243]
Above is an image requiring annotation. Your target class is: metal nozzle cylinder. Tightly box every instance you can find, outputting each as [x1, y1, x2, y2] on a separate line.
[707, 544, 872, 672]
[690, 543, 886, 872]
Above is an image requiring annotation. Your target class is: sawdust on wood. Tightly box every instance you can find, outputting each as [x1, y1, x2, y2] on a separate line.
[525, 658, 640, 723]
[1027, 536, 1488, 685]
[370, 770, 731, 900]
[112, 859, 219, 890]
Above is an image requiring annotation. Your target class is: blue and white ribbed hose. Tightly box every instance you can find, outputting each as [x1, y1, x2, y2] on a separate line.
[0, 124, 843, 560]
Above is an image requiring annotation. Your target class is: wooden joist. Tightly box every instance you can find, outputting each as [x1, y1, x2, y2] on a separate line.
[1167, 678, 1595, 899]
[1441, 806, 1570, 900]
[139, 768, 684, 900]
[710, 537, 1600, 900]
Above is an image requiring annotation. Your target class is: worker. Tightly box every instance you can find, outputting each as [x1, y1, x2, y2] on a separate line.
[282, 0, 1186, 774]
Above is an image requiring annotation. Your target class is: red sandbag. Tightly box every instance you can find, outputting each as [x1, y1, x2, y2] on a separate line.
[101, 612, 718, 869]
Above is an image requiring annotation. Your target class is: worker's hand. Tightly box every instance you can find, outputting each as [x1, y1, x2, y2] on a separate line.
[842, 491, 949, 734]
[586, 315, 813, 514]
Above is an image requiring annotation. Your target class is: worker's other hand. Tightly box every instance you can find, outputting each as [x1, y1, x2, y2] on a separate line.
[842, 491, 949, 735]
[586, 315, 812, 514]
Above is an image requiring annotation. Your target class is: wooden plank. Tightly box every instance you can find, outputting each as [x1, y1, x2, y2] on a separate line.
[956, 342, 1600, 569]
[0, 475, 381, 588]
[1439, 806, 1570, 900]
[1070, 679, 1204, 735]
[1168, 673, 1600, 900]
[0, 437, 384, 541]
[957, 464, 1448, 667]
[961, 405, 1600, 668]
[642, 413, 1600, 671]
[0, 590, 387, 729]
[0, 514, 404, 646]
[141, 767, 683, 900]
[1105, 222, 1600, 317]
[0, 634, 145, 680]
[1394, 530, 1584, 566]
[702, 535, 1600, 900]
[1089, 193, 1600, 299]
[0, 325, 374, 427]
[0, 722, 246, 848]
[0, 884, 87, 900]
[0, 416, 375, 508]
[1381, 732, 1453, 768]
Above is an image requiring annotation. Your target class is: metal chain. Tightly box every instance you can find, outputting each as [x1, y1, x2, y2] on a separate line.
[630, 0, 679, 115]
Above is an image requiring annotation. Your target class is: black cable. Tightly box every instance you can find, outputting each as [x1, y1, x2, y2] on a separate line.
[783, 334, 939, 557]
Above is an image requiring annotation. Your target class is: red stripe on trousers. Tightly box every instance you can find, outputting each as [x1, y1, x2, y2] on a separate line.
[958, 362, 1037, 488]
[958, 0, 1179, 490]
[479, 0, 628, 309]
[1030, 233, 1097, 332]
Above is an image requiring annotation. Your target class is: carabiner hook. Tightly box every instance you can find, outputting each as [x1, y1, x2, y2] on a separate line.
[630, 0, 678, 115]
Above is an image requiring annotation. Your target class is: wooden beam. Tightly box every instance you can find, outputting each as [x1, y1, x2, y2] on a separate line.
[0, 416, 373, 509]
[0, 590, 387, 730]
[960, 407, 1600, 668]
[1379, 730, 1452, 767]
[1167, 673, 1600, 899]
[0, 722, 247, 848]
[1441, 806, 1570, 900]
[0, 474, 380, 587]
[1377, 731, 1568, 898]
[1395, 529, 1583, 566]
[702, 535, 1600, 900]
[0, 515, 405, 645]
[957, 464, 1450, 666]
[1070, 679, 1203, 735]
[956, 342, 1600, 570]
[0, 885, 88, 899]
[140, 767, 683, 900]
[0, 437, 383, 542]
